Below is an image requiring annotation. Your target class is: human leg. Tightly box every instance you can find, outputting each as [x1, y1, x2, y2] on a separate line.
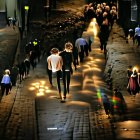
[84, 45, 89, 56]
[1, 84, 5, 96]
[103, 42, 107, 54]
[66, 71, 71, 94]
[56, 70, 62, 99]
[5, 84, 10, 95]
[47, 69, 52, 85]
[137, 36, 140, 47]
[62, 71, 67, 99]
[100, 42, 103, 50]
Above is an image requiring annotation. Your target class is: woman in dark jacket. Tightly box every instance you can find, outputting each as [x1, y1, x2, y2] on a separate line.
[59, 42, 75, 100]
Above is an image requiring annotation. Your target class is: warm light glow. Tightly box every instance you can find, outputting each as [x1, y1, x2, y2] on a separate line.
[45, 87, 49, 90]
[30, 81, 50, 96]
[39, 88, 45, 92]
[94, 58, 102, 62]
[37, 92, 44, 96]
[45, 89, 51, 93]
[40, 81, 46, 85]
[132, 66, 138, 72]
[29, 87, 36, 91]
[93, 67, 101, 72]
[67, 101, 89, 106]
[87, 18, 99, 37]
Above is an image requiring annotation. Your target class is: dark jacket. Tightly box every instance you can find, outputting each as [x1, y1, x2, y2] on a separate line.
[59, 51, 73, 71]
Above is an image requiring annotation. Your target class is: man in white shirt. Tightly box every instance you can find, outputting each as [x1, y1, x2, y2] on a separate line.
[47, 48, 63, 101]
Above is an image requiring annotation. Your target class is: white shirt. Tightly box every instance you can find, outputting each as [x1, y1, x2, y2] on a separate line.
[47, 54, 63, 72]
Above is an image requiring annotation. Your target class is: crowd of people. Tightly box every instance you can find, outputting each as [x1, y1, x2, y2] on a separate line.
[0, 1, 118, 99]
[84, 1, 117, 53]
[7, 17, 16, 30]
[3, 1, 137, 107]
[124, 24, 140, 46]
[0, 38, 43, 97]
[46, 37, 92, 102]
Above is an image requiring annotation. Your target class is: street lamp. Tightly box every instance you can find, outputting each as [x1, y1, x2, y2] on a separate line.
[24, 5, 29, 36]
[44, 5, 50, 23]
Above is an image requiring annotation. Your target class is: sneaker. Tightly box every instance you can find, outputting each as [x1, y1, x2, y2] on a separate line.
[60, 100, 65, 103]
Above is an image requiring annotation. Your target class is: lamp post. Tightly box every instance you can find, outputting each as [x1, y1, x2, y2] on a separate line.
[44, 5, 50, 23]
[24, 5, 29, 36]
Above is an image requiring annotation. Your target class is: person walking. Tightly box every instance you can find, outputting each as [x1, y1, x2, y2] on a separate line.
[24, 56, 30, 77]
[102, 94, 111, 118]
[113, 88, 126, 115]
[72, 45, 79, 68]
[10, 64, 19, 86]
[99, 16, 109, 54]
[127, 65, 133, 94]
[17, 61, 26, 83]
[59, 42, 75, 100]
[82, 31, 93, 52]
[134, 24, 140, 47]
[29, 50, 37, 70]
[1, 69, 12, 96]
[75, 37, 88, 62]
[47, 48, 63, 102]
[128, 69, 139, 97]
[127, 65, 133, 82]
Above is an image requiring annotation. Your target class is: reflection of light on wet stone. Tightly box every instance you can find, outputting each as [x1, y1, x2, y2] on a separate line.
[47, 128, 57, 130]
[47, 127, 63, 130]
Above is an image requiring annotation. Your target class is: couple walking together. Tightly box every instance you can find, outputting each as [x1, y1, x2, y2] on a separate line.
[47, 42, 75, 102]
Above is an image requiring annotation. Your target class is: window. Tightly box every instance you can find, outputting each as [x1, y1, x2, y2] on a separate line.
[131, 0, 137, 21]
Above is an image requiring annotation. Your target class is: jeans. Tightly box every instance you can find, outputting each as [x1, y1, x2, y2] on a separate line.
[62, 70, 71, 98]
[52, 70, 62, 93]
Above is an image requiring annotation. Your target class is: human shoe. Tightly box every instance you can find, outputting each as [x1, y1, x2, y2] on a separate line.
[60, 99, 65, 103]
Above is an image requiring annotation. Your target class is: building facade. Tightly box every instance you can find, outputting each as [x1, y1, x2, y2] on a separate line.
[118, 0, 140, 29]
[0, 0, 28, 29]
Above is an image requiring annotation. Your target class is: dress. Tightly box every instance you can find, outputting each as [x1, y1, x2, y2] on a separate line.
[128, 72, 139, 95]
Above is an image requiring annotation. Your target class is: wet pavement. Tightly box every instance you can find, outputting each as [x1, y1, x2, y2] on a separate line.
[1, 20, 140, 140]
[1, 1, 140, 140]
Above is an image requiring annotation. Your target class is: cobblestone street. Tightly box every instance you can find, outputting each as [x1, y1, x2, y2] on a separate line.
[1, 0, 140, 140]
